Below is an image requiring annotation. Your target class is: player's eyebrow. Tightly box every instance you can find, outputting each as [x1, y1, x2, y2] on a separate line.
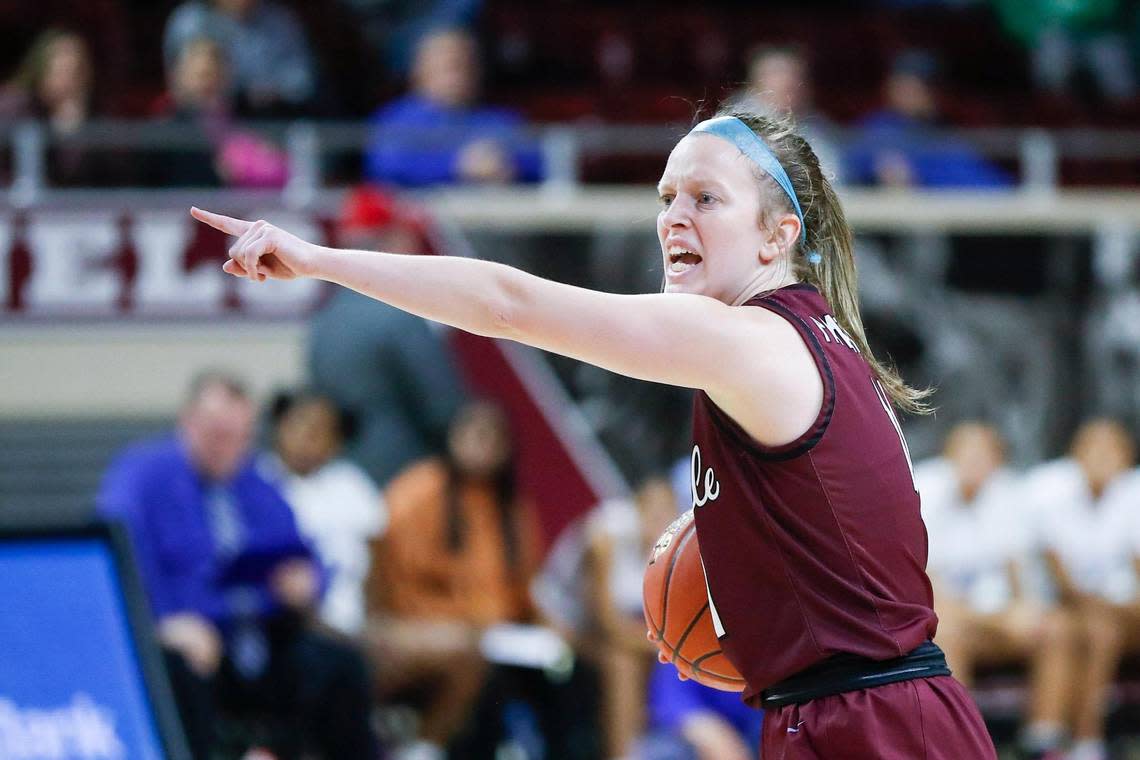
[657, 175, 728, 195]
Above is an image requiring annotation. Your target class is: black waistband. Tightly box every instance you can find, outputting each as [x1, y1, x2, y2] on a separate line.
[760, 641, 950, 708]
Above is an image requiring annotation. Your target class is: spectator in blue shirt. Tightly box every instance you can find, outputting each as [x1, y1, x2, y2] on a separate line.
[364, 28, 543, 187]
[846, 50, 1012, 189]
[97, 371, 374, 760]
[635, 661, 762, 760]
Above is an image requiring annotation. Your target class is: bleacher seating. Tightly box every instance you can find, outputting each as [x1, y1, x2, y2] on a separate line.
[6, 0, 1136, 130]
[5, 0, 1133, 189]
[0, 418, 169, 524]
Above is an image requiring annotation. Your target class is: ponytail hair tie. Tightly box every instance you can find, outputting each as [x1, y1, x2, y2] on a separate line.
[806, 250, 823, 265]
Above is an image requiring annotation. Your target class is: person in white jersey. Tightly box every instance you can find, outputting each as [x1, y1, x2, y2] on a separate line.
[1024, 419, 1139, 760]
[533, 478, 678, 759]
[262, 389, 386, 637]
[917, 422, 1076, 760]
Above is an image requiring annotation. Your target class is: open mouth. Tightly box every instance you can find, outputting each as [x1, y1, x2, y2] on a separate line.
[668, 249, 703, 275]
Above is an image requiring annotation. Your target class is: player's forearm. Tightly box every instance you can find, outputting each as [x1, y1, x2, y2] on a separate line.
[314, 246, 528, 340]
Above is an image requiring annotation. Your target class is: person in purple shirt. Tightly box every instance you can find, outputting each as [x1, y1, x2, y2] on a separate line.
[639, 661, 762, 760]
[97, 371, 374, 760]
[364, 28, 543, 187]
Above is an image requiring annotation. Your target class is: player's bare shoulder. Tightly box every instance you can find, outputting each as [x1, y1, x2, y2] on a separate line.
[706, 300, 825, 449]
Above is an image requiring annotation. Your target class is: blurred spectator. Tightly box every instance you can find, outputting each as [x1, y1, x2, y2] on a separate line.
[917, 422, 1076, 760]
[309, 187, 466, 486]
[532, 478, 678, 758]
[96, 371, 375, 760]
[152, 36, 290, 188]
[365, 401, 542, 759]
[338, 0, 483, 76]
[846, 49, 1012, 188]
[0, 29, 122, 186]
[263, 389, 385, 638]
[163, 0, 317, 117]
[152, 36, 227, 187]
[1025, 418, 1140, 760]
[993, 0, 1136, 103]
[728, 45, 843, 183]
[634, 661, 761, 760]
[364, 28, 543, 187]
[0, 30, 92, 135]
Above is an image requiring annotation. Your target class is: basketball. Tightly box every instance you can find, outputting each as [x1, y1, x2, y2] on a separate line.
[643, 510, 746, 692]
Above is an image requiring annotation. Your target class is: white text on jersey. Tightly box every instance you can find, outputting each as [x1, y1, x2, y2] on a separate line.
[691, 445, 721, 509]
[810, 313, 859, 352]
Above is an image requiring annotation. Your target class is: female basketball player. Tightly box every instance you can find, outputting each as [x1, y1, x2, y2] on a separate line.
[192, 108, 997, 759]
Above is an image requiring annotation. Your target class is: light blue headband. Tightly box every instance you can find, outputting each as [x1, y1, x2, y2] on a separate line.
[690, 116, 819, 263]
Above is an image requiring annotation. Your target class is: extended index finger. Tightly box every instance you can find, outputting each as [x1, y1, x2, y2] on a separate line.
[190, 206, 253, 237]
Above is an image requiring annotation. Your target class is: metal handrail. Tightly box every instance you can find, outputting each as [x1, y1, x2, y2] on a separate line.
[6, 119, 1140, 207]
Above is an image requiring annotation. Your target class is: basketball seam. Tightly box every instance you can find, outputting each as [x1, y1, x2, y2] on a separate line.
[671, 600, 709, 665]
[652, 518, 744, 689]
[656, 520, 694, 638]
[691, 651, 747, 686]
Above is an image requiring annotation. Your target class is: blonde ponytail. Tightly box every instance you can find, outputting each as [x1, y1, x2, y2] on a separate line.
[718, 107, 933, 415]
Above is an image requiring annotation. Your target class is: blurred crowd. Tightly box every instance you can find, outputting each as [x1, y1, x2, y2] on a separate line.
[919, 418, 1140, 760]
[79, 179, 1140, 760]
[85, 178, 766, 759]
[6, 2, 1140, 759]
[2, 0, 1139, 188]
[92, 371, 723, 760]
[91, 348, 1140, 760]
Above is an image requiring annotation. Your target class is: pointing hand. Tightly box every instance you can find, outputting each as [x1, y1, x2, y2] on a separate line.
[190, 207, 321, 281]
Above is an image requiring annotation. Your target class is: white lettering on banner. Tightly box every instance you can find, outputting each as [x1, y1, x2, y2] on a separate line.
[0, 694, 125, 760]
[0, 210, 332, 317]
[25, 214, 121, 312]
[132, 211, 223, 312]
[0, 216, 12, 299]
[690, 445, 720, 509]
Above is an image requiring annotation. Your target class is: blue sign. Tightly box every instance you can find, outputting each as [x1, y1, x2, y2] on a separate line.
[0, 538, 167, 760]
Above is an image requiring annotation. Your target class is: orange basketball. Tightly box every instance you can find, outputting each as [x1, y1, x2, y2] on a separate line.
[643, 510, 746, 692]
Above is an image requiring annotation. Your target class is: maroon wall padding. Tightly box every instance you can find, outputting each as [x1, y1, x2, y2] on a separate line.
[399, 201, 622, 553]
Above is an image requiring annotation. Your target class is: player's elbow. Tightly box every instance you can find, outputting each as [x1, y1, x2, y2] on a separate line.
[483, 269, 529, 340]
[487, 300, 516, 339]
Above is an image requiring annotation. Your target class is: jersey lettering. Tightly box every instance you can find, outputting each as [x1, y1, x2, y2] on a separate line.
[809, 314, 859, 352]
[700, 555, 727, 638]
[873, 379, 916, 491]
[690, 445, 720, 509]
[691, 446, 726, 636]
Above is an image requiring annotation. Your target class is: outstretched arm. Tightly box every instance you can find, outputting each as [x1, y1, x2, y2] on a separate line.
[191, 208, 821, 443]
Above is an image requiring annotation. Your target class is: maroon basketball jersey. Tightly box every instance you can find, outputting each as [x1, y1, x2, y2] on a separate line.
[690, 283, 936, 705]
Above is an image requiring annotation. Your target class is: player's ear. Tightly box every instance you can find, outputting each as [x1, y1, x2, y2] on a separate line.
[758, 212, 799, 265]
[773, 213, 800, 252]
[757, 225, 781, 265]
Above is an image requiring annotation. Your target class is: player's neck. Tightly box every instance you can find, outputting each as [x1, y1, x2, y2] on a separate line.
[730, 267, 799, 306]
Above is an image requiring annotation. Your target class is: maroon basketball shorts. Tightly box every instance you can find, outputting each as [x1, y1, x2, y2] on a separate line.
[759, 675, 997, 759]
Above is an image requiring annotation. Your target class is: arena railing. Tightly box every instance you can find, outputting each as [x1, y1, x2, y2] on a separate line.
[5, 120, 1140, 207]
[2, 140, 1139, 465]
